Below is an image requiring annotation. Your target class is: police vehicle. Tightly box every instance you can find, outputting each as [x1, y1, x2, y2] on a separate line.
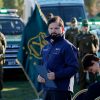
[0, 9, 24, 69]
[24, 0, 86, 25]
[37, 0, 86, 24]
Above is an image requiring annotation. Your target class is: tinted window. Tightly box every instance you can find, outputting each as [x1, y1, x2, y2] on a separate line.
[41, 5, 86, 24]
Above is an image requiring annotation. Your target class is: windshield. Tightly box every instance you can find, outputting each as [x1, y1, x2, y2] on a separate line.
[41, 5, 86, 24]
[0, 19, 24, 35]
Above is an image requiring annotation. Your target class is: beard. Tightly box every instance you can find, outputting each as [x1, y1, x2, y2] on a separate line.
[50, 32, 62, 40]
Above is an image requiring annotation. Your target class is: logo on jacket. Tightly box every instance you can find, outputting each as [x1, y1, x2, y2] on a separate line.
[53, 48, 61, 54]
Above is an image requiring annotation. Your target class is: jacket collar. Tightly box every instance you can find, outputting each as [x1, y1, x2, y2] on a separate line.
[45, 35, 64, 44]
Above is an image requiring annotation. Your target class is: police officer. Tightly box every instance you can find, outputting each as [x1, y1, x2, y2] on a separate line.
[46, 13, 54, 21]
[0, 32, 6, 98]
[75, 19, 99, 89]
[65, 17, 80, 46]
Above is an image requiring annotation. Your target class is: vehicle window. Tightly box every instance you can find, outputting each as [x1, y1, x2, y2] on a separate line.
[41, 5, 86, 23]
[61, 6, 86, 22]
[41, 6, 60, 16]
[0, 19, 24, 35]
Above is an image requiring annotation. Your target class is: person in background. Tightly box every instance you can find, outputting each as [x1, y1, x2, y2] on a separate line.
[65, 17, 80, 46]
[65, 17, 80, 85]
[46, 13, 54, 21]
[0, 32, 6, 98]
[82, 54, 100, 100]
[82, 54, 100, 74]
[37, 16, 79, 100]
[75, 19, 99, 90]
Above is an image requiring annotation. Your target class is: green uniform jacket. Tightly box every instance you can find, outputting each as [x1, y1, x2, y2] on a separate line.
[65, 27, 79, 46]
[75, 31, 99, 58]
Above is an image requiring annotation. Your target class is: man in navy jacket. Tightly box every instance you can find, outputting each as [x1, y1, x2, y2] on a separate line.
[37, 16, 79, 100]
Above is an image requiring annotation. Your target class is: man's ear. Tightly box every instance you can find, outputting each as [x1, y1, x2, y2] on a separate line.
[62, 27, 64, 33]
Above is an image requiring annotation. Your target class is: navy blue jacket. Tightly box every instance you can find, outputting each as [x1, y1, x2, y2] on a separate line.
[85, 82, 100, 100]
[41, 35, 79, 92]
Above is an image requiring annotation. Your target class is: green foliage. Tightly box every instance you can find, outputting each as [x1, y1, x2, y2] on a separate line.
[16, 0, 24, 17]
[84, 0, 96, 7]
[2, 0, 24, 17]
[3, 0, 17, 8]
[0, 0, 4, 8]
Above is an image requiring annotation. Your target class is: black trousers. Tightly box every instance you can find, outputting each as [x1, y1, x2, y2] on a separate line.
[43, 90, 72, 100]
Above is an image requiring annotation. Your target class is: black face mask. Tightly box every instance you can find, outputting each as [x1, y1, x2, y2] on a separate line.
[50, 32, 62, 40]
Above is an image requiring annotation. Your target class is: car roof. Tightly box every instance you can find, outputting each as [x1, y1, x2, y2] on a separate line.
[0, 13, 20, 19]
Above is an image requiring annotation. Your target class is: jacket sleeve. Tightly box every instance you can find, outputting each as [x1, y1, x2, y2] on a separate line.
[55, 44, 79, 79]
[74, 34, 79, 48]
[65, 29, 70, 39]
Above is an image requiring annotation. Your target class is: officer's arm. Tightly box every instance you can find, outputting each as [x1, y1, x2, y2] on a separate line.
[94, 34, 99, 51]
[74, 34, 79, 48]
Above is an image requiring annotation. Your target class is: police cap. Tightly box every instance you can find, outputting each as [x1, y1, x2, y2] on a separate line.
[71, 17, 77, 23]
[82, 19, 89, 27]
